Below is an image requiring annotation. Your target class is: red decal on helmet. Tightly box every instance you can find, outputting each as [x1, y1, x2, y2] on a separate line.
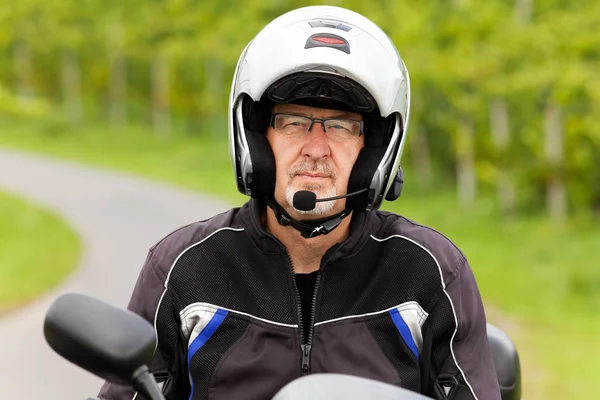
[313, 37, 345, 45]
[305, 33, 350, 54]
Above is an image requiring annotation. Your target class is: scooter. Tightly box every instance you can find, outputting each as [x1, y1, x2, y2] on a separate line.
[43, 293, 521, 400]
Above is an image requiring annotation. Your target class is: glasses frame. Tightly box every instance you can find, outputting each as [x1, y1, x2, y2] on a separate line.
[269, 113, 365, 139]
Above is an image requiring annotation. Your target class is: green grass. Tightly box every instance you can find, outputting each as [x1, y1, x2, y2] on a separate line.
[0, 190, 81, 314]
[1, 118, 598, 399]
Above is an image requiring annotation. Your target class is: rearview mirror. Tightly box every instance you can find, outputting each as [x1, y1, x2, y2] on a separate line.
[44, 293, 156, 386]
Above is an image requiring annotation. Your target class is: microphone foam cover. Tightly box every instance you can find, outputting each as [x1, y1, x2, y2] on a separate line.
[293, 191, 317, 211]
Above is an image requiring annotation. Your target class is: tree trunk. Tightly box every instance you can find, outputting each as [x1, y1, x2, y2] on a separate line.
[13, 39, 35, 103]
[410, 125, 433, 190]
[543, 102, 566, 223]
[514, 0, 533, 23]
[61, 49, 83, 126]
[456, 118, 476, 207]
[107, 22, 126, 129]
[205, 58, 224, 136]
[490, 98, 516, 216]
[152, 52, 170, 137]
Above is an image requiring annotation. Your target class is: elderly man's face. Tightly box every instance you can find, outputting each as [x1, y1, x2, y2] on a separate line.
[265, 103, 365, 219]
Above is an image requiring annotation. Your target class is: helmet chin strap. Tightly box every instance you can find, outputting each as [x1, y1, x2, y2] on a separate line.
[265, 197, 350, 239]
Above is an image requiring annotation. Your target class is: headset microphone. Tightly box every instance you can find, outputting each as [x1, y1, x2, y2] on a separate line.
[293, 188, 369, 211]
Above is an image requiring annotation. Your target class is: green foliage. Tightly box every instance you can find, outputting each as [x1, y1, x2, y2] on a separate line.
[0, 0, 598, 214]
[0, 84, 50, 118]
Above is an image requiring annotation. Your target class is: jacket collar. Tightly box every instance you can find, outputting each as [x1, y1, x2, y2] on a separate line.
[240, 198, 374, 262]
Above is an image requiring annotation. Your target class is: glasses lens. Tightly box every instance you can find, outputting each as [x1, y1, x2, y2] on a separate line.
[274, 114, 311, 134]
[324, 119, 361, 141]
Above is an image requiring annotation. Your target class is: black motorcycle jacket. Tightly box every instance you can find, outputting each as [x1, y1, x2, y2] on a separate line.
[99, 199, 500, 400]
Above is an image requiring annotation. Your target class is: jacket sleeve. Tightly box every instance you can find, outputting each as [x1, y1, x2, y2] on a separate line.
[422, 258, 501, 400]
[97, 248, 188, 400]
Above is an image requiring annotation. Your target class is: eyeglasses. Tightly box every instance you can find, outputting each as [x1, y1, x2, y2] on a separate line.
[269, 113, 364, 142]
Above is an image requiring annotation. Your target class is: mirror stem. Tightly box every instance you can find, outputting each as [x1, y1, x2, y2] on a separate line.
[131, 365, 166, 400]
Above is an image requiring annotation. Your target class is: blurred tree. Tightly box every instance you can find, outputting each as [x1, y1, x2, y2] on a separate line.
[0, 0, 598, 218]
[5, 2, 39, 104]
[105, 9, 127, 129]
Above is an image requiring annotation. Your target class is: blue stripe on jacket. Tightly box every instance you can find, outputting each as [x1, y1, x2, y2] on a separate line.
[389, 308, 419, 359]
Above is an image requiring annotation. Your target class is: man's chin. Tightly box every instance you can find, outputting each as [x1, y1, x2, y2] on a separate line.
[295, 183, 324, 192]
[285, 186, 337, 217]
[291, 181, 332, 195]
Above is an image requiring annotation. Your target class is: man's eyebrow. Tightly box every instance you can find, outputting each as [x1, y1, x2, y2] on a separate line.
[327, 112, 361, 119]
[276, 109, 361, 119]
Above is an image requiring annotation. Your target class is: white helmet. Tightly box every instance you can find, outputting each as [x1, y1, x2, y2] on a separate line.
[228, 5, 410, 212]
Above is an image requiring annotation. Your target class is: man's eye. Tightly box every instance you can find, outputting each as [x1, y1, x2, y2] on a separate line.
[329, 121, 354, 131]
[282, 118, 309, 128]
[331, 124, 348, 130]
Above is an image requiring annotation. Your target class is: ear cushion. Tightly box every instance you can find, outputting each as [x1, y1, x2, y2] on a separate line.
[243, 96, 272, 132]
[244, 128, 276, 198]
[240, 96, 276, 198]
[364, 113, 395, 147]
[346, 146, 387, 211]
[345, 113, 397, 211]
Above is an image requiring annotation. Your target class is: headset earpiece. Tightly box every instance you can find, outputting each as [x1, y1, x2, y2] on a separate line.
[385, 166, 404, 201]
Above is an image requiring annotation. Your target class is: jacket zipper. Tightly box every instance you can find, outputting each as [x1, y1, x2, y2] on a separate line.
[285, 252, 322, 376]
[285, 253, 308, 370]
[301, 271, 321, 375]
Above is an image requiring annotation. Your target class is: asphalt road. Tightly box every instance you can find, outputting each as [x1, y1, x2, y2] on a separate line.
[0, 148, 230, 399]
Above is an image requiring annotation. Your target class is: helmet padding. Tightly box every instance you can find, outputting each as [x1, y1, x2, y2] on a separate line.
[241, 93, 400, 212]
[266, 72, 377, 114]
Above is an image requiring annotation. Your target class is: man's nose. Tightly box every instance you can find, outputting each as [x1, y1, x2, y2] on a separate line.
[302, 122, 331, 160]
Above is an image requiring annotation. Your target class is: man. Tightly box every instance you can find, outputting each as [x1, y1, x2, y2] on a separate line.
[99, 5, 500, 400]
